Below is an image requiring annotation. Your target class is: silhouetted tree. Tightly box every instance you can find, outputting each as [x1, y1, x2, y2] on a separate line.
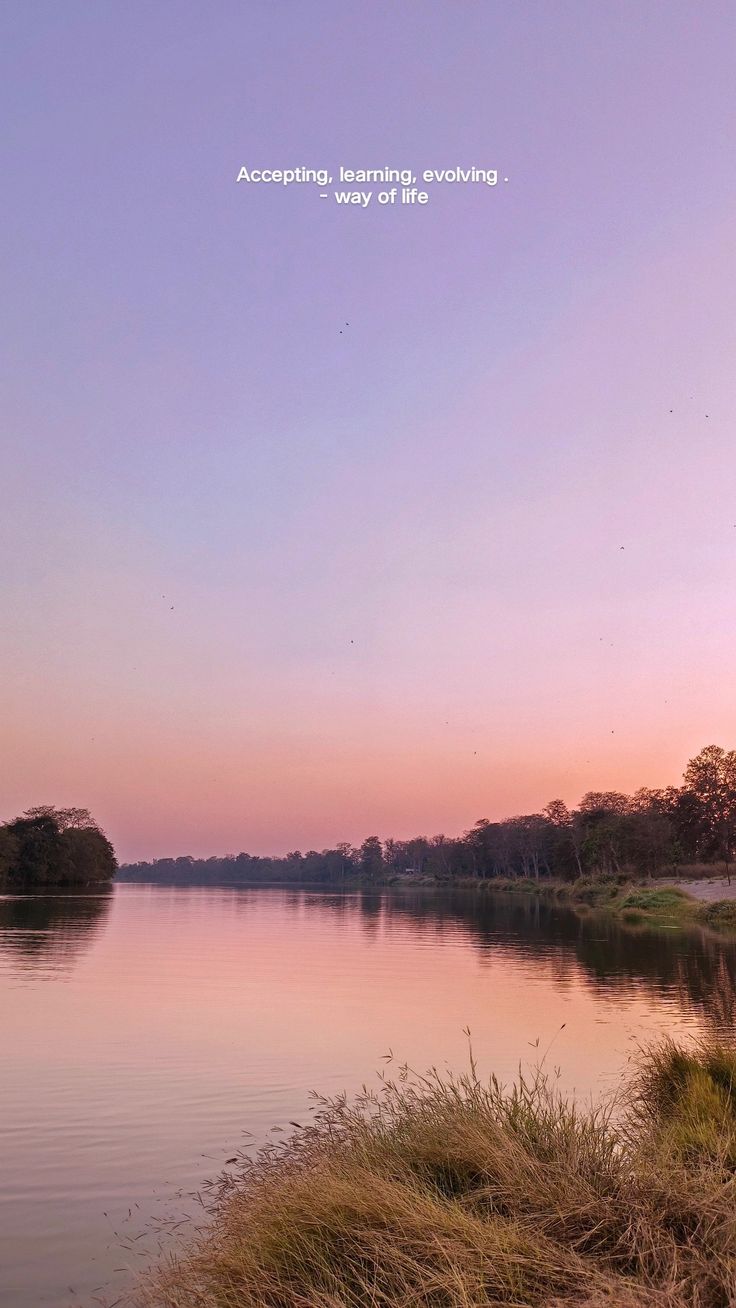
[359, 836, 383, 880]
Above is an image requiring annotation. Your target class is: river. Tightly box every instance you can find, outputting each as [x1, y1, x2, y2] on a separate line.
[2, 882, 734, 1306]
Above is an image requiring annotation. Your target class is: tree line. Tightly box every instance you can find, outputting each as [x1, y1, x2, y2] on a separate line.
[119, 745, 736, 886]
[0, 807, 117, 886]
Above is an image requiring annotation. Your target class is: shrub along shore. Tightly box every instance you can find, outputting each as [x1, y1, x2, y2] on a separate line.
[137, 1038, 736, 1308]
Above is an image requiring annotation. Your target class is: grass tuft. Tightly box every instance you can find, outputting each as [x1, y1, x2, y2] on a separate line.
[696, 900, 736, 931]
[136, 1042, 736, 1308]
[618, 887, 690, 911]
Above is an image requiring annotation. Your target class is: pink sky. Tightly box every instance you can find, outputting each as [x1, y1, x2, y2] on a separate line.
[1, 3, 735, 861]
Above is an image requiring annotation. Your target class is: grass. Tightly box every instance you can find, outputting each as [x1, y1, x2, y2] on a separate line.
[614, 887, 736, 935]
[137, 1039, 736, 1308]
[696, 900, 736, 931]
[616, 887, 691, 913]
[616, 886, 695, 925]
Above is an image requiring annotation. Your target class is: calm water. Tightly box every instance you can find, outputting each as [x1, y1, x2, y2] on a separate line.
[2, 884, 736, 1307]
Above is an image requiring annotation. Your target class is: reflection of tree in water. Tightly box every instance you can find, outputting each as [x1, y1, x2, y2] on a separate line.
[302, 887, 736, 1036]
[0, 889, 113, 973]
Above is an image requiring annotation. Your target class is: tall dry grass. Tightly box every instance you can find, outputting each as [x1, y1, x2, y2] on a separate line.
[136, 1040, 736, 1308]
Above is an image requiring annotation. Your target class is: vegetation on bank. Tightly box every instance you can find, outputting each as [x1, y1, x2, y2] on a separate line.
[630, 890, 736, 935]
[138, 1038, 736, 1308]
[479, 874, 736, 936]
[120, 744, 736, 887]
[0, 806, 116, 887]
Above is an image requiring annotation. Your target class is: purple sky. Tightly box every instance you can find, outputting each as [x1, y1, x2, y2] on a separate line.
[2, 2, 735, 861]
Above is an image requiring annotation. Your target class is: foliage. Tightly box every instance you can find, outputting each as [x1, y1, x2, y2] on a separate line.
[0, 807, 116, 886]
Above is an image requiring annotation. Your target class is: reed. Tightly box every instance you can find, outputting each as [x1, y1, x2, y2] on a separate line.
[137, 1038, 736, 1307]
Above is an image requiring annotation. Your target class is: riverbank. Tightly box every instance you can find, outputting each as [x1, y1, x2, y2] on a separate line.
[137, 1038, 736, 1308]
[462, 873, 736, 935]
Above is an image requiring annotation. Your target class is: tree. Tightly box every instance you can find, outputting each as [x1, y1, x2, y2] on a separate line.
[359, 836, 384, 880]
[0, 809, 117, 886]
[507, 815, 549, 879]
[626, 792, 677, 875]
[543, 800, 582, 879]
[576, 793, 633, 875]
[683, 746, 736, 881]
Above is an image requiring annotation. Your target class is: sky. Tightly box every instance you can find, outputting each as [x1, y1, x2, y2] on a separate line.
[1, 1, 735, 862]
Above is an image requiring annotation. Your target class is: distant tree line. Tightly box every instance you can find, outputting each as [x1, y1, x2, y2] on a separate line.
[119, 745, 736, 887]
[0, 807, 117, 887]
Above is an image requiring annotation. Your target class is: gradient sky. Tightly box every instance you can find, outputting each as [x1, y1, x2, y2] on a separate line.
[2, 1, 736, 862]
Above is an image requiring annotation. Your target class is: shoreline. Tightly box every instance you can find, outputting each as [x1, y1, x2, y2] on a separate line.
[114, 871, 736, 935]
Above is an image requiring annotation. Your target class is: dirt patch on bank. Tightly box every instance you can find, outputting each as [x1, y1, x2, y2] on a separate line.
[663, 876, 736, 903]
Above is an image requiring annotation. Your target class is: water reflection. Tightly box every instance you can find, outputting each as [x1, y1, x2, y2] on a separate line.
[132, 879, 736, 1035]
[288, 886, 736, 1036]
[0, 889, 112, 974]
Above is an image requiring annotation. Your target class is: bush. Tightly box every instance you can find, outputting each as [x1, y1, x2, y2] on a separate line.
[570, 875, 623, 905]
